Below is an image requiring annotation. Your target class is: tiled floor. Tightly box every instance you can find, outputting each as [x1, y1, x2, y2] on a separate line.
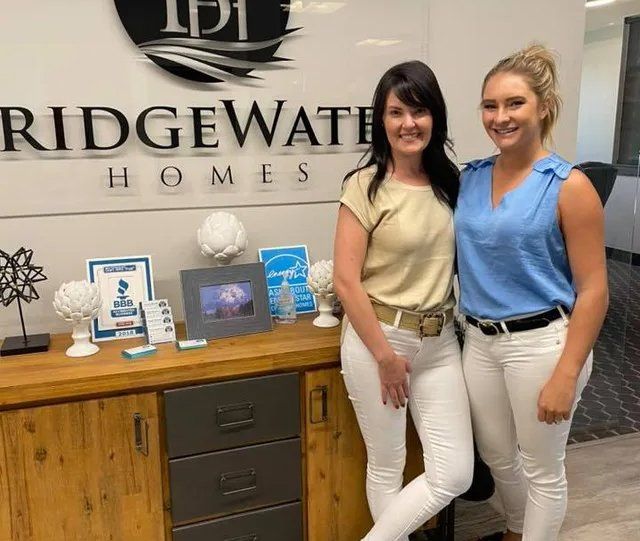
[570, 259, 640, 443]
[455, 434, 640, 540]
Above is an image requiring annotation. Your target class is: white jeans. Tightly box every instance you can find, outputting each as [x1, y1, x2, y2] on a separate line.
[341, 321, 474, 541]
[462, 319, 592, 541]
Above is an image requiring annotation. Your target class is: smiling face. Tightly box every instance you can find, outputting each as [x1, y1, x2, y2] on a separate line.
[481, 71, 548, 153]
[383, 90, 433, 160]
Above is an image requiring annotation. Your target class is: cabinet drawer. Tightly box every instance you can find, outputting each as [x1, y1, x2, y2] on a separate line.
[170, 438, 301, 524]
[173, 502, 302, 541]
[165, 373, 300, 457]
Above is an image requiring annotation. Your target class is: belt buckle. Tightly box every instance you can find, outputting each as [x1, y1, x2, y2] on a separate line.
[419, 312, 444, 338]
[478, 320, 500, 335]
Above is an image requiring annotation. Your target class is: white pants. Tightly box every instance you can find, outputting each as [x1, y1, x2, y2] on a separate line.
[341, 321, 474, 541]
[462, 319, 592, 541]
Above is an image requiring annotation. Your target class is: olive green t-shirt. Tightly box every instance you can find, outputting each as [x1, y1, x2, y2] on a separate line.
[340, 166, 455, 313]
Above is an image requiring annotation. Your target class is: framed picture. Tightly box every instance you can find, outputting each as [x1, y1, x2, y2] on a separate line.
[180, 263, 272, 340]
[258, 244, 317, 316]
[86, 255, 154, 342]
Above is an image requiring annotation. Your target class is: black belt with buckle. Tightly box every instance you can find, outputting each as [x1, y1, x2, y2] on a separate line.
[465, 306, 568, 336]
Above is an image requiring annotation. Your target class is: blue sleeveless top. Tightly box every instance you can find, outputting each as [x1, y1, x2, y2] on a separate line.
[454, 153, 576, 320]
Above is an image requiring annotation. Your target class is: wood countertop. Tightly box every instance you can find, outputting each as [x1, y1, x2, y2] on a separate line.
[0, 316, 341, 409]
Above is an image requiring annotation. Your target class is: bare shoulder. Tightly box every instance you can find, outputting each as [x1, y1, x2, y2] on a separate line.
[564, 168, 592, 190]
[559, 168, 603, 213]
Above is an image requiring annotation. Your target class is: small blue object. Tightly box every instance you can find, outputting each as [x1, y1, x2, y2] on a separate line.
[122, 344, 157, 359]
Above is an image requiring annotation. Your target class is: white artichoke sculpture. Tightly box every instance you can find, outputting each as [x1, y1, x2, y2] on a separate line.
[307, 260, 339, 328]
[53, 281, 102, 357]
[197, 211, 248, 265]
[53, 281, 101, 322]
[307, 260, 334, 295]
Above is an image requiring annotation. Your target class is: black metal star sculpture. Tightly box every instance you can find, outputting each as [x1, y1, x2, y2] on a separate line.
[0, 248, 50, 357]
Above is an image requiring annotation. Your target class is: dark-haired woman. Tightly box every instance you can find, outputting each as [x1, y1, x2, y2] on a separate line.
[333, 61, 473, 541]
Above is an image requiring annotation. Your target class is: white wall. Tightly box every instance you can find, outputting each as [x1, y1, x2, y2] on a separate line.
[428, 0, 586, 163]
[0, 0, 588, 337]
[576, 25, 624, 164]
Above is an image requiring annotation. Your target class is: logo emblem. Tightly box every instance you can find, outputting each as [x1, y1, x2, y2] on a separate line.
[117, 279, 129, 297]
[114, 0, 299, 83]
[111, 278, 136, 318]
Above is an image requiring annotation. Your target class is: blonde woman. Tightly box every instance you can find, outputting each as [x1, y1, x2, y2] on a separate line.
[455, 45, 608, 541]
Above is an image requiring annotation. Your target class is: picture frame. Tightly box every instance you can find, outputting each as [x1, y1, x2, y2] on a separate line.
[86, 255, 154, 342]
[258, 244, 317, 316]
[180, 263, 272, 341]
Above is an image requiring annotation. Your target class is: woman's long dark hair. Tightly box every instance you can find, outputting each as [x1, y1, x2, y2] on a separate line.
[344, 61, 459, 208]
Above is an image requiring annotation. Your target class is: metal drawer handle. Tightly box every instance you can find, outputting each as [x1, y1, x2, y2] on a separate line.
[216, 402, 255, 429]
[219, 468, 257, 496]
[133, 413, 149, 456]
[224, 535, 258, 541]
[309, 385, 328, 424]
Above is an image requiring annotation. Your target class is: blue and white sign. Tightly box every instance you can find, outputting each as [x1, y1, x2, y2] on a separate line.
[87, 255, 154, 341]
[258, 245, 316, 315]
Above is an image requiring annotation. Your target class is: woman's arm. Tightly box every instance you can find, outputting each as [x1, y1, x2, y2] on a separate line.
[537, 169, 609, 424]
[334, 205, 410, 408]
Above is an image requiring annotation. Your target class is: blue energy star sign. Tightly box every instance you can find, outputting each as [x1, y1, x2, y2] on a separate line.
[258, 245, 316, 315]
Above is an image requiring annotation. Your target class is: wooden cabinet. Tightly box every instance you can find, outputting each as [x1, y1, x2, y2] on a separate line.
[0, 319, 452, 541]
[304, 367, 372, 541]
[0, 393, 164, 541]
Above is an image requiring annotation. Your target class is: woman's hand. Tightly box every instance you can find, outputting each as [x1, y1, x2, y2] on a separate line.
[377, 353, 411, 409]
[537, 370, 577, 425]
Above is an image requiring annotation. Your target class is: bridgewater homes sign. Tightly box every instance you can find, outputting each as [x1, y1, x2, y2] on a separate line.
[3, 0, 430, 217]
[0, 103, 372, 188]
[0, 103, 372, 152]
[1, 1, 373, 191]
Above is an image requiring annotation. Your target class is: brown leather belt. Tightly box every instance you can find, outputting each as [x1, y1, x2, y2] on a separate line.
[372, 304, 453, 338]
